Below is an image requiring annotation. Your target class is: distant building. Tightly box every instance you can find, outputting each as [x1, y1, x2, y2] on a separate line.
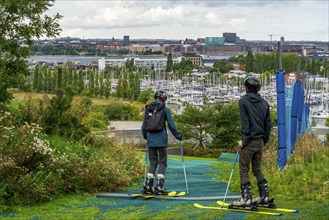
[129, 44, 161, 53]
[98, 57, 128, 70]
[162, 44, 184, 55]
[206, 45, 245, 54]
[223, 33, 237, 44]
[98, 55, 180, 71]
[182, 53, 203, 68]
[123, 35, 130, 47]
[205, 37, 225, 46]
[134, 55, 177, 70]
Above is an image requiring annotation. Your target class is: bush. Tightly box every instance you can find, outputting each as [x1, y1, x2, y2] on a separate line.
[86, 111, 108, 131]
[105, 102, 140, 120]
[0, 111, 144, 207]
[137, 88, 154, 104]
[0, 111, 58, 205]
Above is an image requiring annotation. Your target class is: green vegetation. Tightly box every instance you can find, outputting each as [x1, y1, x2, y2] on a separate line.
[210, 61, 234, 73]
[0, 110, 143, 209]
[173, 58, 196, 76]
[0, 0, 62, 106]
[105, 102, 142, 121]
[175, 102, 241, 150]
[0, 90, 144, 210]
[1, 147, 328, 219]
[245, 51, 254, 72]
[325, 118, 329, 145]
[214, 132, 329, 203]
[137, 88, 154, 104]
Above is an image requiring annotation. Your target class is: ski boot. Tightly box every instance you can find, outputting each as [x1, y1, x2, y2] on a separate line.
[230, 182, 257, 211]
[253, 179, 276, 208]
[142, 173, 155, 195]
[155, 174, 168, 195]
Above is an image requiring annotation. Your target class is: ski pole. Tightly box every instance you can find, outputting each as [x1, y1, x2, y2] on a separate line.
[180, 140, 189, 196]
[222, 146, 240, 207]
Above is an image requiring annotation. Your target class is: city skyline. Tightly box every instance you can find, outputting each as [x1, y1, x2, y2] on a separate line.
[49, 0, 329, 42]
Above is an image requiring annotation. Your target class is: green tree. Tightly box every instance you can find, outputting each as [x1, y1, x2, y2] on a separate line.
[175, 104, 215, 148]
[209, 102, 241, 148]
[125, 59, 135, 71]
[99, 72, 105, 98]
[104, 73, 111, 99]
[212, 61, 234, 73]
[33, 64, 41, 91]
[174, 58, 195, 76]
[94, 72, 100, 97]
[116, 74, 123, 98]
[253, 52, 276, 73]
[166, 53, 174, 72]
[0, 0, 62, 106]
[77, 70, 84, 94]
[137, 88, 154, 104]
[43, 67, 89, 139]
[127, 72, 134, 100]
[245, 50, 254, 72]
[133, 73, 141, 100]
[282, 53, 300, 73]
[229, 55, 246, 63]
[88, 71, 95, 96]
[122, 71, 128, 99]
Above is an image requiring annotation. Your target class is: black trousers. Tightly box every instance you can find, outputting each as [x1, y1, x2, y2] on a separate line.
[148, 147, 167, 175]
[239, 138, 265, 185]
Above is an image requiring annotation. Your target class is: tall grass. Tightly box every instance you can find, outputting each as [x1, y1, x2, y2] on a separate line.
[263, 132, 329, 201]
[215, 132, 329, 202]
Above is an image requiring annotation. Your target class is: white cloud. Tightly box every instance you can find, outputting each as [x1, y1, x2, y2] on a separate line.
[229, 18, 246, 26]
[47, 0, 329, 41]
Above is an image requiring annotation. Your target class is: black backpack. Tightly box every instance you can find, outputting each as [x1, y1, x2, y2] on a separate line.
[144, 103, 166, 132]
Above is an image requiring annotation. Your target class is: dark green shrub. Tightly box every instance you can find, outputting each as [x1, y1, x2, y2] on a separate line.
[105, 102, 140, 120]
[137, 88, 154, 104]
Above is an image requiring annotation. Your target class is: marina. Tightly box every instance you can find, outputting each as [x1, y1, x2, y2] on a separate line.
[28, 55, 329, 121]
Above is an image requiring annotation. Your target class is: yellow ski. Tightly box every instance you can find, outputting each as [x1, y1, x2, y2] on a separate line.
[217, 200, 298, 213]
[130, 191, 186, 199]
[194, 203, 282, 216]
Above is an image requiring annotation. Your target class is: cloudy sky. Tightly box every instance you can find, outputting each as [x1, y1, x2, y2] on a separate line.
[48, 0, 329, 41]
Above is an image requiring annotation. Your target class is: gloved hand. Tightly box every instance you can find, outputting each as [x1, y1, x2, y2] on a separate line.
[177, 134, 182, 141]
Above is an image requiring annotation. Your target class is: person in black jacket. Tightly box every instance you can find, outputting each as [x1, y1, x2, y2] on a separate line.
[233, 76, 272, 207]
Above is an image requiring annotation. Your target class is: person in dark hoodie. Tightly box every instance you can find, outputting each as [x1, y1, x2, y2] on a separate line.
[233, 76, 272, 207]
[141, 90, 182, 195]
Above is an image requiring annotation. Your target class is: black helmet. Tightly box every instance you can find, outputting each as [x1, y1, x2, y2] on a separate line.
[154, 90, 167, 101]
[244, 76, 261, 92]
